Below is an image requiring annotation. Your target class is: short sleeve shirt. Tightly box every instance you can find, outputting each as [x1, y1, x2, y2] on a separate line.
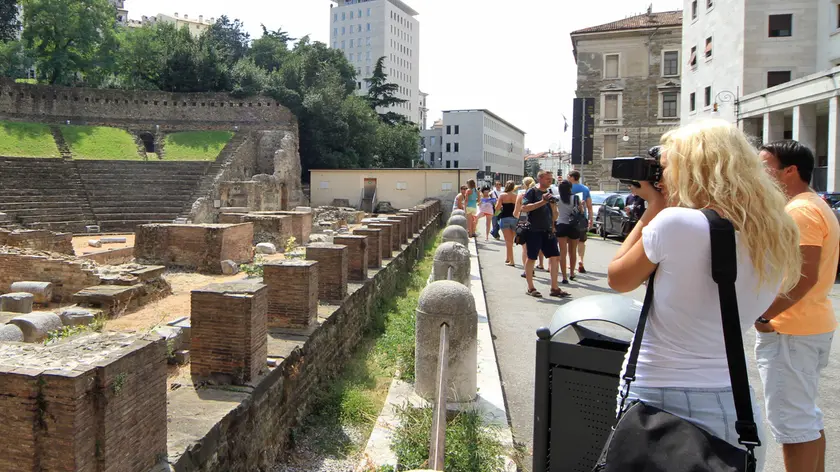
[771, 192, 840, 335]
[523, 187, 552, 231]
[571, 183, 591, 217]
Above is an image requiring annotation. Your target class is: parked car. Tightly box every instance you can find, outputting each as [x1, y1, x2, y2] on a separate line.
[819, 192, 840, 208]
[595, 193, 639, 239]
[589, 191, 627, 233]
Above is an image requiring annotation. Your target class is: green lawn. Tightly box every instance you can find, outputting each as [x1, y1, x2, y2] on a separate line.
[163, 131, 234, 161]
[0, 121, 60, 158]
[61, 125, 139, 160]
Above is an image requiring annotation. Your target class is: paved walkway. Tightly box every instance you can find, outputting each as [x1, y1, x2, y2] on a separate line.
[476, 235, 840, 472]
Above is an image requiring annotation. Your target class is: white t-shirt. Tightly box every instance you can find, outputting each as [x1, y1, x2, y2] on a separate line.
[622, 207, 781, 388]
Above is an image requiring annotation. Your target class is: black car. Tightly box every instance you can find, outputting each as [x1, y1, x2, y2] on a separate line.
[595, 193, 639, 239]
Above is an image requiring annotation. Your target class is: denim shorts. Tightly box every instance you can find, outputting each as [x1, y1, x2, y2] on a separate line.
[499, 217, 518, 230]
[755, 330, 834, 444]
[620, 385, 766, 471]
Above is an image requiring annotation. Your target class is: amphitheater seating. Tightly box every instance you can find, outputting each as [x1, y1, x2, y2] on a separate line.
[75, 160, 211, 231]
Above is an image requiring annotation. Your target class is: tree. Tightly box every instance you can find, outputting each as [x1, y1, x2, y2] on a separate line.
[365, 56, 407, 125]
[0, 39, 33, 78]
[21, 0, 117, 84]
[0, 0, 20, 42]
[249, 25, 292, 72]
[113, 24, 165, 89]
[230, 57, 267, 98]
[524, 159, 541, 179]
[204, 15, 250, 68]
[373, 123, 419, 168]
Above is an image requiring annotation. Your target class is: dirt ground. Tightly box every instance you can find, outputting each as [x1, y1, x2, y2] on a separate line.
[72, 233, 135, 256]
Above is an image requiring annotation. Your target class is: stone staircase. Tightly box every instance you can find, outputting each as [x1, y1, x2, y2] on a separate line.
[178, 132, 248, 219]
[49, 126, 73, 159]
[0, 157, 97, 232]
[75, 160, 211, 232]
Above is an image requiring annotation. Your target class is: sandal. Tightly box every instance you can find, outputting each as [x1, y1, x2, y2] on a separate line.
[536, 265, 545, 271]
[526, 288, 543, 298]
[578, 263, 587, 274]
[569, 274, 576, 281]
[505, 262, 516, 267]
[550, 288, 570, 298]
[561, 279, 569, 285]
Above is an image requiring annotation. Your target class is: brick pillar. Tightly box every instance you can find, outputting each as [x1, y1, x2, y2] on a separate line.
[382, 218, 407, 245]
[368, 223, 394, 259]
[263, 260, 318, 328]
[353, 228, 382, 268]
[305, 244, 348, 303]
[372, 221, 400, 252]
[333, 235, 368, 281]
[399, 212, 417, 236]
[409, 209, 423, 231]
[191, 281, 267, 384]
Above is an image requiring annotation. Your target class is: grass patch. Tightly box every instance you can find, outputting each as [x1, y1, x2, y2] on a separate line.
[61, 125, 139, 160]
[391, 406, 505, 472]
[14, 78, 38, 84]
[0, 121, 60, 157]
[163, 131, 234, 161]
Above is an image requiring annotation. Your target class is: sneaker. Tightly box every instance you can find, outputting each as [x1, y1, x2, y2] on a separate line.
[492, 232, 500, 240]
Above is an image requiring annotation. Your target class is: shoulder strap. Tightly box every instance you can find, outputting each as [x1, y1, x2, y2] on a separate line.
[621, 272, 655, 384]
[699, 209, 761, 451]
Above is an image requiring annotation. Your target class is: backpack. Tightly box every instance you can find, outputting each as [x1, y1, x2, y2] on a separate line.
[569, 195, 588, 232]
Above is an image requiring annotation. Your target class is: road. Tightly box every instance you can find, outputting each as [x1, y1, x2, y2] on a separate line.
[476, 235, 840, 472]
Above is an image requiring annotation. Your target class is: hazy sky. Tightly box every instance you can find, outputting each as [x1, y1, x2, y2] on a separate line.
[127, 0, 684, 153]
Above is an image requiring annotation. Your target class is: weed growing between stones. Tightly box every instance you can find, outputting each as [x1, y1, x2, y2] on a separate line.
[390, 405, 505, 472]
[240, 255, 266, 278]
[44, 315, 106, 344]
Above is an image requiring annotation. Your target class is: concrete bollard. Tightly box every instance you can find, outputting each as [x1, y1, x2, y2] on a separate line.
[0, 292, 34, 314]
[9, 312, 64, 343]
[431, 242, 471, 286]
[447, 214, 468, 232]
[10, 281, 54, 305]
[415, 280, 477, 402]
[451, 209, 466, 218]
[441, 225, 470, 248]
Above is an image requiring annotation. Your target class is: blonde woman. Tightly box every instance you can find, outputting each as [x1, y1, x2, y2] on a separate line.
[607, 120, 801, 470]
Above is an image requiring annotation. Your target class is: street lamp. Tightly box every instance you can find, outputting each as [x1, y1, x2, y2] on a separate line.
[713, 89, 739, 124]
[622, 131, 630, 142]
[422, 147, 427, 167]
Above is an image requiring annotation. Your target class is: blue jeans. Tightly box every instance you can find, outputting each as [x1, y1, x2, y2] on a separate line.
[621, 385, 767, 471]
[491, 214, 500, 236]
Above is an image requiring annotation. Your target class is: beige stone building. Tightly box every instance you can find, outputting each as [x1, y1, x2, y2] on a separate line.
[570, 10, 683, 189]
[132, 12, 216, 36]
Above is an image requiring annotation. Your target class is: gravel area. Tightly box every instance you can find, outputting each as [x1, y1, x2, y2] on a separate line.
[272, 422, 369, 472]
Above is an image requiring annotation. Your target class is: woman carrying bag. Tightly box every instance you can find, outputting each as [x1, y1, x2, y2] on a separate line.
[601, 120, 802, 472]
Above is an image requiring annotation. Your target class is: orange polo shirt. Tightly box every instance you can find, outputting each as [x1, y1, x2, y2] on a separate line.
[771, 192, 840, 335]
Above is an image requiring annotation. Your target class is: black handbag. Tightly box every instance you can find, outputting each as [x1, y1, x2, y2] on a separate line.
[514, 220, 530, 245]
[570, 195, 589, 232]
[593, 209, 761, 472]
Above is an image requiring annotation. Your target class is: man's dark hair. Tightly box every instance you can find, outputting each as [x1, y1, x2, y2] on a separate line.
[568, 170, 581, 181]
[760, 140, 815, 183]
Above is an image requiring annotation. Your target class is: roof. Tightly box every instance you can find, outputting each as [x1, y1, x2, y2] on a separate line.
[571, 10, 682, 35]
[442, 109, 526, 136]
[524, 152, 569, 161]
[310, 168, 480, 172]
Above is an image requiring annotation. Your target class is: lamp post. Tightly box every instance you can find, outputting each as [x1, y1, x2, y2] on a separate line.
[713, 89, 740, 125]
[422, 147, 428, 167]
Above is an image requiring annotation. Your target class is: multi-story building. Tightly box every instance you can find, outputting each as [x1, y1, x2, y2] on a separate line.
[132, 13, 216, 36]
[111, 0, 129, 25]
[523, 151, 573, 179]
[570, 9, 683, 189]
[421, 110, 525, 183]
[329, 0, 421, 125]
[419, 91, 429, 129]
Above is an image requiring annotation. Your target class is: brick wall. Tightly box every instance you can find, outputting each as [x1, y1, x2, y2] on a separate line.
[333, 235, 368, 281]
[305, 244, 348, 304]
[0, 334, 167, 472]
[218, 213, 293, 248]
[0, 250, 101, 302]
[352, 228, 382, 269]
[263, 260, 318, 328]
[0, 229, 74, 254]
[134, 223, 254, 274]
[191, 282, 268, 384]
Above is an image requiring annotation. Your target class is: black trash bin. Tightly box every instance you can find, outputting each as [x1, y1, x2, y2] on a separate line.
[532, 294, 641, 472]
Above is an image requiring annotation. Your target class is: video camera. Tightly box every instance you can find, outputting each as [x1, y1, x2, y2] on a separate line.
[610, 146, 663, 187]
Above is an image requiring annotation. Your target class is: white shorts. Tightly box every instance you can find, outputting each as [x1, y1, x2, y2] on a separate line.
[755, 330, 834, 444]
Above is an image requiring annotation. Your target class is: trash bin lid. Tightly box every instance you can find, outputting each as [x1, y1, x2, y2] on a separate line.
[538, 294, 642, 341]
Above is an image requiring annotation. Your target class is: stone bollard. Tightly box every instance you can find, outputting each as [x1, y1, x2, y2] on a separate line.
[442, 225, 470, 248]
[431, 242, 471, 286]
[447, 214, 468, 232]
[451, 209, 466, 218]
[9, 312, 64, 343]
[415, 280, 477, 402]
[10, 281, 54, 305]
[0, 292, 34, 314]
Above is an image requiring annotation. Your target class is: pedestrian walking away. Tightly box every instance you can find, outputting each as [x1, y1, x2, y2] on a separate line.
[758, 140, 838, 472]
[490, 180, 503, 240]
[496, 180, 519, 266]
[567, 171, 593, 274]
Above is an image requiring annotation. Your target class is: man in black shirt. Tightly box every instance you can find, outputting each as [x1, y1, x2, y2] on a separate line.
[522, 170, 568, 298]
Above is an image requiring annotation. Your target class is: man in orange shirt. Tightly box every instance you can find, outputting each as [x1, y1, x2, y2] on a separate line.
[759, 141, 838, 472]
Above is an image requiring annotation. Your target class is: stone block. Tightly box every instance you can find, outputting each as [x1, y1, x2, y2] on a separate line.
[174, 349, 190, 365]
[221, 260, 240, 275]
[333, 235, 368, 281]
[134, 223, 254, 274]
[10, 281, 53, 305]
[353, 228, 382, 269]
[9, 312, 64, 343]
[0, 324, 24, 342]
[0, 292, 33, 314]
[367, 223, 394, 259]
[263, 260, 318, 328]
[305, 244, 348, 304]
[191, 281, 268, 384]
[0, 251, 101, 302]
[85, 225, 101, 233]
[255, 242, 277, 255]
[59, 307, 96, 327]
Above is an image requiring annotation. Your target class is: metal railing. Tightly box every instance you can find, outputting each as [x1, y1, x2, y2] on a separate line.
[429, 322, 450, 471]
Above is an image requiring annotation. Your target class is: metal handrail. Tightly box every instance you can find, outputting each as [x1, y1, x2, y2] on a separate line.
[429, 322, 449, 471]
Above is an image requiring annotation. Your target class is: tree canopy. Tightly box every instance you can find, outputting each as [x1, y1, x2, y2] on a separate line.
[0, 0, 20, 42]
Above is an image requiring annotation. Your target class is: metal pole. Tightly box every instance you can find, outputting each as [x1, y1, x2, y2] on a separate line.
[429, 322, 449, 471]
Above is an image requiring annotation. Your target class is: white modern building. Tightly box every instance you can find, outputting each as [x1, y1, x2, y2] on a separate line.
[421, 110, 525, 183]
[329, 0, 421, 125]
[419, 90, 429, 129]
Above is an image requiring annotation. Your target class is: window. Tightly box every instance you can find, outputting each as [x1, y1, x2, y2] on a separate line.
[454, 161, 459, 168]
[333, 28, 338, 36]
[396, 181, 407, 190]
[442, 182, 452, 191]
[350, 11, 354, 19]
[689, 46, 697, 67]
[349, 53, 354, 61]
[446, 160, 451, 169]
[332, 41, 337, 48]
[430, 136, 436, 145]
[837, 4, 840, 29]
[342, 26, 346, 35]
[342, 12, 346, 20]
[604, 95, 619, 120]
[366, 37, 371, 45]
[446, 125, 451, 134]
[446, 143, 451, 152]
[604, 54, 619, 78]
[663, 51, 679, 76]
[704, 86, 712, 108]
[367, 8, 371, 16]
[358, 9, 362, 17]
[350, 25, 354, 33]
[662, 92, 678, 118]
[366, 51, 371, 60]
[365, 65, 370, 75]
[367, 23, 371, 31]
[705, 37, 712, 58]
[334, 13, 338, 22]
[430, 152, 435, 161]
[454, 125, 460, 134]
[769, 14, 792, 37]
[767, 70, 792, 87]
[603, 135, 618, 159]
[691, 0, 698, 19]
[690, 92, 696, 112]
[319, 181, 330, 189]
[341, 40, 345, 48]
[454, 143, 460, 152]
[350, 39, 354, 47]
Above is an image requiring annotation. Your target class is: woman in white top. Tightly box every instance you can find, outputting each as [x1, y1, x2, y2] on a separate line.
[607, 120, 801, 470]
